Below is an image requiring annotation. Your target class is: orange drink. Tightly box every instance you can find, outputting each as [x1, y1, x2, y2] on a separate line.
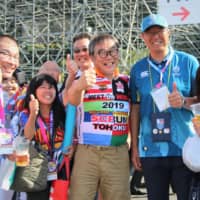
[16, 153, 29, 166]
[14, 136, 30, 167]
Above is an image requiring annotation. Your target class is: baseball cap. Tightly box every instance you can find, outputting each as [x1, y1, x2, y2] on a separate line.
[141, 14, 168, 32]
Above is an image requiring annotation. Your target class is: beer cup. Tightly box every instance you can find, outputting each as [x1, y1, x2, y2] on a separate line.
[14, 136, 30, 167]
[191, 103, 200, 121]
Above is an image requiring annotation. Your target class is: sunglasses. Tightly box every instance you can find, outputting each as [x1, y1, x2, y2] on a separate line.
[73, 47, 88, 54]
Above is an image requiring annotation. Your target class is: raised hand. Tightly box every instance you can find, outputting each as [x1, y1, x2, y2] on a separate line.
[168, 83, 183, 108]
[29, 94, 39, 116]
[66, 54, 78, 77]
[78, 67, 96, 90]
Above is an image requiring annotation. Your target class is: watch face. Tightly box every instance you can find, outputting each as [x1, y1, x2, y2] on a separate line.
[182, 97, 186, 106]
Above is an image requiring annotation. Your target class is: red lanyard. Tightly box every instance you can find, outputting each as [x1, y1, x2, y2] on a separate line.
[0, 86, 5, 127]
[37, 111, 54, 151]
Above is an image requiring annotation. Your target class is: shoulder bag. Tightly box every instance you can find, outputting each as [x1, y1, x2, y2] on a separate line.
[11, 142, 48, 192]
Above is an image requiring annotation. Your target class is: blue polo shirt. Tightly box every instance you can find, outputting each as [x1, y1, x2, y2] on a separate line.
[130, 49, 199, 157]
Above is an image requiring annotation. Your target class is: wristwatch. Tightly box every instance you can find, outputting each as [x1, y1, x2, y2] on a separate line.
[182, 97, 186, 107]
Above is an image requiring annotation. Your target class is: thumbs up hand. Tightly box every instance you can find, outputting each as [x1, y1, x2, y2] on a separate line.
[168, 83, 183, 108]
[66, 54, 78, 78]
[78, 67, 96, 90]
[29, 94, 39, 116]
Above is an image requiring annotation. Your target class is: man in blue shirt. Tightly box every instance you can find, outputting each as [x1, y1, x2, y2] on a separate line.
[130, 14, 199, 200]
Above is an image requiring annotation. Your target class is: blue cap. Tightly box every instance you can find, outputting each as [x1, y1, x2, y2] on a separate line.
[141, 14, 168, 32]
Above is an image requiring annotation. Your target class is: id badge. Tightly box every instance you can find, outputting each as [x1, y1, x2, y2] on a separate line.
[0, 128, 14, 154]
[151, 85, 170, 112]
[47, 160, 57, 181]
[151, 112, 171, 142]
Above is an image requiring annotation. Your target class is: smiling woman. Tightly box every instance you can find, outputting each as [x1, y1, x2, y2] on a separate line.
[18, 74, 66, 200]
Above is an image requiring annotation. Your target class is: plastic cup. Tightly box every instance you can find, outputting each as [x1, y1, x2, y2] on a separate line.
[16, 71, 26, 85]
[14, 136, 30, 167]
[190, 103, 200, 120]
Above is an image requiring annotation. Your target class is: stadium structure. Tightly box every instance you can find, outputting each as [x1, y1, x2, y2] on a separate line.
[0, 0, 200, 78]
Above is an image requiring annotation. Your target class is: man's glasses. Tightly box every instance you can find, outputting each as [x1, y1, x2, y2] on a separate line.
[73, 47, 88, 54]
[145, 28, 168, 37]
[0, 50, 19, 62]
[96, 48, 119, 58]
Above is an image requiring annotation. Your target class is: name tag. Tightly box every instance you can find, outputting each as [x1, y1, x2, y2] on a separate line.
[47, 160, 57, 181]
[0, 128, 14, 154]
[151, 112, 171, 142]
[151, 85, 170, 112]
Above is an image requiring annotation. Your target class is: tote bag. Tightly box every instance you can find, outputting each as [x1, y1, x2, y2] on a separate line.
[11, 143, 48, 192]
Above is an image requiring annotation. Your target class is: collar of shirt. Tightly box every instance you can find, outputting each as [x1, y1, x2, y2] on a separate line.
[149, 46, 173, 68]
[95, 67, 119, 79]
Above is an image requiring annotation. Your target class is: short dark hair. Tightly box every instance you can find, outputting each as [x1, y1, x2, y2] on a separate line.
[89, 33, 119, 56]
[23, 74, 65, 128]
[73, 32, 92, 44]
[0, 34, 19, 48]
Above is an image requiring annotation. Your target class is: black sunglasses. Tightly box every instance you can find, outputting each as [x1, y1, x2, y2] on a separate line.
[73, 47, 88, 54]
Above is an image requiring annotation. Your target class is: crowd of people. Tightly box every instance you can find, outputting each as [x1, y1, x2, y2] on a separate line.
[0, 13, 200, 200]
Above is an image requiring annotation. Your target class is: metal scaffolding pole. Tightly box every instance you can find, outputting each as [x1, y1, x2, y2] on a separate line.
[0, 0, 199, 78]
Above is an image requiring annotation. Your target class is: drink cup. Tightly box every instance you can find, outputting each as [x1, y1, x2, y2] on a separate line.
[190, 103, 200, 120]
[14, 136, 30, 167]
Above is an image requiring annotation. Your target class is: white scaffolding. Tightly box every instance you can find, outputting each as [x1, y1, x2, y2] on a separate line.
[0, 0, 200, 77]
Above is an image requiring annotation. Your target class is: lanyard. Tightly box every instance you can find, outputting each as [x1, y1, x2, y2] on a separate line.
[37, 111, 54, 156]
[148, 52, 173, 112]
[0, 86, 5, 127]
[147, 48, 174, 88]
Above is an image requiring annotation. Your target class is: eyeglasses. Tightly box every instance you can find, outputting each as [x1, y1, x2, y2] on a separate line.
[96, 48, 119, 58]
[0, 50, 19, 62]
[73, 47, 88, 54]
[145, 28, 168, 37]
